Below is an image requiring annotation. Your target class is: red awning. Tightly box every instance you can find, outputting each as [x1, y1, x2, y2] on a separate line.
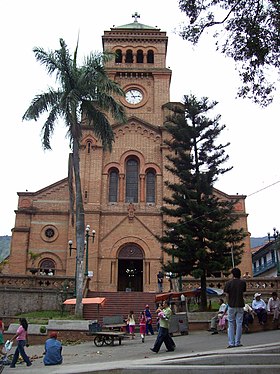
[63, 297, 106, 306]
[155, 290, 198, 303]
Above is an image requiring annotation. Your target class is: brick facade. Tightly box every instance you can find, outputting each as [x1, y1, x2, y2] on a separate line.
[8, 18, 251, 293]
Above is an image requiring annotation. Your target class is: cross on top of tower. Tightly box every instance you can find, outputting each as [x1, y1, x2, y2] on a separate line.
[132, 12, 140, 22]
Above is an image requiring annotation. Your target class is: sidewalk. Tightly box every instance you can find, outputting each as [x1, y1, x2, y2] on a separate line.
[2, 329, 280, 373]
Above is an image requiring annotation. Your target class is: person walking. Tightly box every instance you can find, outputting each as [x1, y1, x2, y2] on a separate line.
[43, 331, 63, 366]
[224, 267, 246, 348]
[9, 318, 32, 368]
[150, 300, 175, 353]
[139, 311, 146, 343]
[144, 305, 154, 335]
[127, 311, 136, 339]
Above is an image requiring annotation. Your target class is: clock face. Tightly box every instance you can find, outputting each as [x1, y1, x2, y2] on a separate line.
[125, 89, 143, 105]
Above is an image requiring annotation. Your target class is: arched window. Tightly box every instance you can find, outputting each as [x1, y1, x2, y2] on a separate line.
[115, 49, 122, 63]
[147, 50, 154, 63]
[126, 158, 139, 203]
[125, 49, 133, 63]
[86, 141, 92, 154]
[109, 168, 119, 203]
[136, 50, 144, 63]
[39, 258, 55, 275]
[146, 169, 156, 203]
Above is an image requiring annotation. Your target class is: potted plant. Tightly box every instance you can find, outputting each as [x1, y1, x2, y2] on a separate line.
[40, 325, 47, 334]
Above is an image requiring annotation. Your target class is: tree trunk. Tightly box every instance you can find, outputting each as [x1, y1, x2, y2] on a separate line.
[72, 138, 85, 318]
[200, 271, 207, 311]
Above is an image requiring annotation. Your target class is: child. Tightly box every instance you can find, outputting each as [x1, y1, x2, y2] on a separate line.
[127, 311, 136, 339]
[218, 304, 228, 332]
[139, 311, 146, 343]
[156, 304, 162, 331]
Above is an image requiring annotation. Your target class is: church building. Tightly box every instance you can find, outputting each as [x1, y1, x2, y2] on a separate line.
[8, 14, 252, 293]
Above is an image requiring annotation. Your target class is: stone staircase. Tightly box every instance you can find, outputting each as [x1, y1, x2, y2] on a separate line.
[83, 291, 157, 324]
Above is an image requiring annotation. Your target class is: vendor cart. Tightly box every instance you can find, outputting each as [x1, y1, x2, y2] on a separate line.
[155, 291, 194, 336]
[169, 312, 188, 335]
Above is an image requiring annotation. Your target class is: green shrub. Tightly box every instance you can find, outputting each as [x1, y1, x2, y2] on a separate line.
[40, 325, 47, 334]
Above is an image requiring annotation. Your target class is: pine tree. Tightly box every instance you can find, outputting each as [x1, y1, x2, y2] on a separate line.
[160, 94, 245, 311]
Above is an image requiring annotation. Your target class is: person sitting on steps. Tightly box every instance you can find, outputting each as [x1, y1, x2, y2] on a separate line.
[267, 291, 280, 326]
[243, 303, 254, 333]
[252, 293, 267, 325]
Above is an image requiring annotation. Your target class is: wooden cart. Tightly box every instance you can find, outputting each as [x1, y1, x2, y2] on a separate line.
[91, 331, 127, 346]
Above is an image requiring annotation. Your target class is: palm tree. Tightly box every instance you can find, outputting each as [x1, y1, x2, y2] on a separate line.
[23, 38, 126, 317]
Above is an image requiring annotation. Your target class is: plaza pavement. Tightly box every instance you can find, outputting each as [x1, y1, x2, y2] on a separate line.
[2, 329, 280, 373]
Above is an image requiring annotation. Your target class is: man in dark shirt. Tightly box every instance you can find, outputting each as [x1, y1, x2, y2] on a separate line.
[157, 271, 164, 293]
[224, 267, 246, 348]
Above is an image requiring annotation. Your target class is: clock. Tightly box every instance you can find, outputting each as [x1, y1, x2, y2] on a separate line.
[125, 89, 143, 105]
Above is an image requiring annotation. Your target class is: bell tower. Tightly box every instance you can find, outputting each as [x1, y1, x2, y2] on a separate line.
[102, 12, 172, 126]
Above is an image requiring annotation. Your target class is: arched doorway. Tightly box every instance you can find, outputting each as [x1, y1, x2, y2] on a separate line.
[39, 258, 55, 275]
[117, 245, 143, 292]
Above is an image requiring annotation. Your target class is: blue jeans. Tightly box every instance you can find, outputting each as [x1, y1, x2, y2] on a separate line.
[146, 322, 154, 335]
[152, 327, 175, 352]
[227, 306, 244, 347]
[10, 340, 31, 367]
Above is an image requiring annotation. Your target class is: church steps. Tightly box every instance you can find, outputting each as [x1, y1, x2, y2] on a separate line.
[83, 291, 157, 323]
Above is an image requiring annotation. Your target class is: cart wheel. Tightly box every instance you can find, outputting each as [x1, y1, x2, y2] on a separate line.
[94, 336, 104, 347]
[104, 336, 113, 345]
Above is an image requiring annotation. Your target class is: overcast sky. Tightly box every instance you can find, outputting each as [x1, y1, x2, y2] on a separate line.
[1, 0, 279, 238]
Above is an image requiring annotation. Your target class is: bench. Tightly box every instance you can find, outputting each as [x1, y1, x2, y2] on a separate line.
[102, 315, 126, 331]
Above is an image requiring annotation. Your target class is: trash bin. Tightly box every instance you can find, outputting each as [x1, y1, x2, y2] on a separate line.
[89, 321, 102, 333]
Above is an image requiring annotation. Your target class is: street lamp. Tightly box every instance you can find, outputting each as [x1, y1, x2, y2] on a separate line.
[68, 239, 78, 296]
[171, 243, 182, 292]
[268, 227, 280, 276]
[68, 225, 96, 294]
[85, 225, 96, 277]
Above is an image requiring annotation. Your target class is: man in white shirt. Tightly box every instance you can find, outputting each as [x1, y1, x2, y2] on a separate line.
[252, 293, 267, 325]
[267, 291, 280, 322]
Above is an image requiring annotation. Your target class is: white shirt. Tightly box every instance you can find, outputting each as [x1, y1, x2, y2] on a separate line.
[267, 297, 280, 312]
[252, 299, 266, 310]
[217, 303, 228, 317]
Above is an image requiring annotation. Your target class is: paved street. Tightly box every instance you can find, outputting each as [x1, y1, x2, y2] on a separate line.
[2, 329, 280, 373]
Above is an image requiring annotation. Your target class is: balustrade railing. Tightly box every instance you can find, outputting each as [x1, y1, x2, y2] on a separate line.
[0, 274, 279, 295]
[181, 277, 280, 294]
[0, 274, 75, 291]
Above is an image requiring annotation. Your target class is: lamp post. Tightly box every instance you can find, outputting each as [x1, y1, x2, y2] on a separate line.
[85, 225, 96, 277]
[171, 243, 182, 292]
[68, 239, 78, 296]
[231, 243, 235, 268]
[268, 227, 280, 276]
[68, 225, 96, 295]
